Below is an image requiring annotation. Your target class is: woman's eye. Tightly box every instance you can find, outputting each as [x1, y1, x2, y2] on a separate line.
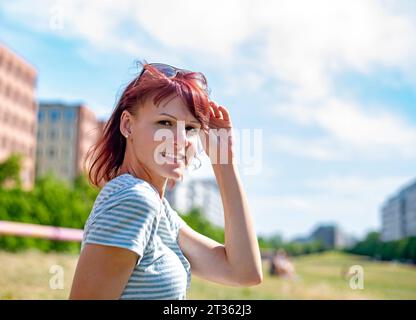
[158, 120, 199, 133]
[158, 120, 172, 126]
[186, 126, 200, 134]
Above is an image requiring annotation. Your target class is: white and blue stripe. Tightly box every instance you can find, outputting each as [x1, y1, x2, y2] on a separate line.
[81, 173, 191, 300]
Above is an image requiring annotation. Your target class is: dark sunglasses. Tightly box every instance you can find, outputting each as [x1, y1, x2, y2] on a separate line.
[139, 62, 210, 95]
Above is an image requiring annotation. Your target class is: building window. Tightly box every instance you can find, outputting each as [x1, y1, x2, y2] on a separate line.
[48, 147, 55, 158]
[49, 110, 60, 122]
[49, 129, 57, 139]
[38, 110, 45, 123]
[64, 127, 73, 139]
[64, 110, 75, 122]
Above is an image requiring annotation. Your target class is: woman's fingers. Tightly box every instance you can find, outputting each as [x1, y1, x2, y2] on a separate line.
[209, 105, 215, 117]
[217, 105, 230, 122]
[209, 101, 225, 120]
[210, 102, 222, 119]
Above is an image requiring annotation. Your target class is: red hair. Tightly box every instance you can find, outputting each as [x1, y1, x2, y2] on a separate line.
[85, 61, 211, 189]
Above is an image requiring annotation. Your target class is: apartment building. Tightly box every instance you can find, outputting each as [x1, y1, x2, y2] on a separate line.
[0, 44, 37, 189]
[36, 102, 103, 182]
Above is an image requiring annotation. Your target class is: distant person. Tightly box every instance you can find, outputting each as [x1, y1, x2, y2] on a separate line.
[69, 62, 263, 300]
[270, 249, 296, 278]
[269, 249, 278, 276]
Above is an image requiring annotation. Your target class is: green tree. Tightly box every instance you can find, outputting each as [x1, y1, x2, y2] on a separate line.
[0, 166, 99, 253]
[0, 153, 22, 189]
[180, 207, 225, 244]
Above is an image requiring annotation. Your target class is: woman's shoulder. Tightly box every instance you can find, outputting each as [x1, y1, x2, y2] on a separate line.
[82, 174, 164, 257]
[84, 174, 163, 232]
[90, 174, 163, 221]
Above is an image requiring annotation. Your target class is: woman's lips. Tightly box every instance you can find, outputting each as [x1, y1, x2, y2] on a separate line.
[161, 151, 185, 163]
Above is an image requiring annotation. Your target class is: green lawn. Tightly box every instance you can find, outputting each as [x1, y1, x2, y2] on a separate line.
[0, 249, 415, 299]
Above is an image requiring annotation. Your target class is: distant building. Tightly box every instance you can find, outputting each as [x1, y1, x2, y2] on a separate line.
[381, 179, 416, 241]
[36, 102, 103, 182]
[0, 44, 38, 189]
[96, 119, 107, 136]
[165, 177, 224, 227]
[293, 224, 355, 249]
[310, 225, 354, 249]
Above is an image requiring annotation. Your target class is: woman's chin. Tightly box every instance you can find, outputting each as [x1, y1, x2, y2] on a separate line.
[160, 165, 185, 180]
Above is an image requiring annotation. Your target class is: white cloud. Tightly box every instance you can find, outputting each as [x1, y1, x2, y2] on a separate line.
[250, 174, 412, 239]
[303, 175, 411, 198]
[4, 0, 416, 77]
[255, 0, 416, 100]
[3, 0, 161, 58]
[314, 100, 416, 148]
[274, 98, 416, 160]
[220, 71, 268, 97]
[2, 0, 255, 62]
[133, 0, 254, 60]
[272, 136, 344, 161]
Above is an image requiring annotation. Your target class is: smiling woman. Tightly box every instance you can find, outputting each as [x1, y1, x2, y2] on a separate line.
[86, 62, 211, 190]
[69, 61, 263, 300]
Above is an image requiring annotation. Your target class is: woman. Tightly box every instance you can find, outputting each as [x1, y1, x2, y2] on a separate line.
[69, 62, 263, 300]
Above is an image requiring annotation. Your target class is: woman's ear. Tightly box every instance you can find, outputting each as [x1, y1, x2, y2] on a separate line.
[120, 110, 132, 137]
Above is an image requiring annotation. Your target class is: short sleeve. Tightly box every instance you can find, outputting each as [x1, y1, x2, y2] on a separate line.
[83, 185, 161, 264]
[171, 210, 187, 232]
[162, 198, 188, 236]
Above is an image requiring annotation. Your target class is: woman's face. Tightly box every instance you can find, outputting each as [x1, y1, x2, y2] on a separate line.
[121, 94, 202, 182]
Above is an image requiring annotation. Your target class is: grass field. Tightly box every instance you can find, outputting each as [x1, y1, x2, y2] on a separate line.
[0, 249, 415, 299]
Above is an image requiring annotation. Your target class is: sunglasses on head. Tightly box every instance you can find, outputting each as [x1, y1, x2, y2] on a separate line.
[139, 62, 210, 95]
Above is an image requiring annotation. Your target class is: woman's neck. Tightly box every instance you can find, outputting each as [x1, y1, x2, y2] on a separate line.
[118, 163, 167, 200]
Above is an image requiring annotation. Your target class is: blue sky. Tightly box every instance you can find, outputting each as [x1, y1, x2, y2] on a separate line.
[1, 0, 416, 241]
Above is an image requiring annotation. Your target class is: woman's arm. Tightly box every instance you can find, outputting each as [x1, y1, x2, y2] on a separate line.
[69, 244, 137, 299]
[178, 163, 263, 286]
[178, 101, 262, 286]
[70, 186, 160, 299]
[212, 162, 263, 284]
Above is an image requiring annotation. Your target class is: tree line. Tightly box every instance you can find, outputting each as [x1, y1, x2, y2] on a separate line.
[345, 231, 416, 263]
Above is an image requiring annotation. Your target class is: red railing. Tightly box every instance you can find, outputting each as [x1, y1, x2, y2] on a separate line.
[0, 220, 84, 242]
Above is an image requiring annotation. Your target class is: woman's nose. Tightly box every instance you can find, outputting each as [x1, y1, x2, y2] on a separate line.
[173, 122, 189, 148]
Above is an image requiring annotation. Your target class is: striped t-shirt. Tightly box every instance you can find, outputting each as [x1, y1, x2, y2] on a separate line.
[80, 173, 191, 299]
